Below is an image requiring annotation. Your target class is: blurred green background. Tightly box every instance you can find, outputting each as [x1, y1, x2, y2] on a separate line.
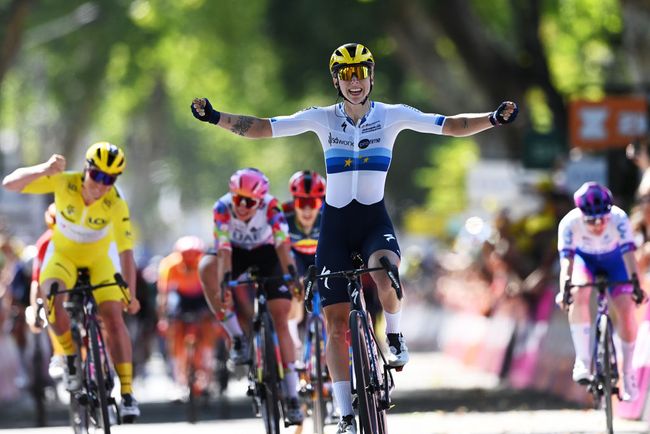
[1, 0, 648, 256]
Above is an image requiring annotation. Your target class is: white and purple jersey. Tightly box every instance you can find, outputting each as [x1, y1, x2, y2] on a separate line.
[557, 206, 635, 258]
[270, 102, 446, 208]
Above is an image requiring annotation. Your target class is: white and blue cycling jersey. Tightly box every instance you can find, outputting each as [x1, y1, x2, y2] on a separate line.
[270, 102, 445, 208]
[558, 206, 636, 291]
[558, 206, 635, 258]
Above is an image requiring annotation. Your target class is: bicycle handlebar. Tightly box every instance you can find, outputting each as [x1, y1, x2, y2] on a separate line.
[303, 255, 402, 313]
[47, 273, 131, 304]
[563, 276, 646, 306]
[220, 265, 298, 303]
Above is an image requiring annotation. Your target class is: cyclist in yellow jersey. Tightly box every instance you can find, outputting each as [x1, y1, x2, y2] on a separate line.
[2, 142, 141, 421]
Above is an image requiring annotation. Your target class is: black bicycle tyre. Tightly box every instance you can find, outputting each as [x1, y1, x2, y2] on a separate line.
[260, 313, 282, 434]
[598, 315, 614, 434]
[187, 342, 198, 424]
[311, 317, 326, 434]
[215, 337, 230, 395]
[88, 320, 111, 433]
[350, 311, 381, 434]
[31, 333, 47, 427]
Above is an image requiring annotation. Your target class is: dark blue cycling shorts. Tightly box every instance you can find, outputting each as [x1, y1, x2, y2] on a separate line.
[315, 199, 400, 307]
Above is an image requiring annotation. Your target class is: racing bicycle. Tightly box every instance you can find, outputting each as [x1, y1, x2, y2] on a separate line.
[222, 266, 299, 434]
[304, 255, 402, 434]
[48, 269, 131, 434]
[564, 274, 645, 434]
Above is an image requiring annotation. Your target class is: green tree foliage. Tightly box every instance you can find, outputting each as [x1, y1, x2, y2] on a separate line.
[0, 0, 642, 247]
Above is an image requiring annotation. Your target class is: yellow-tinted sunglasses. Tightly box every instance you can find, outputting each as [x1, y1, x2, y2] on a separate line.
[336, 65, 370, 81]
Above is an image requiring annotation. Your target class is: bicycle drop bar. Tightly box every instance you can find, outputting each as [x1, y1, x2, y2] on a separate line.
[564, 278, 645, 306]
[47, 273, 131, 303]
[304, 255, 402, 311]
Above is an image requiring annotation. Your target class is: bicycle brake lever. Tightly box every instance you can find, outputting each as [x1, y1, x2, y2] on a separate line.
[379, 256, 402, 300]
[304, 265, 317, 313]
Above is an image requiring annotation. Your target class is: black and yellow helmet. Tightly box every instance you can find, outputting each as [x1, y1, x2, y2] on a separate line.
[329, 43, 374, 75]
[85, 141, 126, 175]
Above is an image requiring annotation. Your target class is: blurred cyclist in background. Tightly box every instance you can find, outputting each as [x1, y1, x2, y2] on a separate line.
[157, 235, 218, 399]
[282, 170, 325, 349]
[556, 182, 645, 401]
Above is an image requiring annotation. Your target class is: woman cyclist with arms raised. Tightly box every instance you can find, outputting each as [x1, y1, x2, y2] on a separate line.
[191, 42, 517, 433]
[2, 142, 141, 420]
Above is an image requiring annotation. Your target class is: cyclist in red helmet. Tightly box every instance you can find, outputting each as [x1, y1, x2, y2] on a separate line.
[557, 182, 645, 400]
[282, 170, 325, 349]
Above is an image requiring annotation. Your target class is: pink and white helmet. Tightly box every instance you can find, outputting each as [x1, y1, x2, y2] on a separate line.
[229, 168, 270, 199]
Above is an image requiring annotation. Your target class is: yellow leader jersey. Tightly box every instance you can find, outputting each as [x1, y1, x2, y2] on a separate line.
[22, 171, 134, 264]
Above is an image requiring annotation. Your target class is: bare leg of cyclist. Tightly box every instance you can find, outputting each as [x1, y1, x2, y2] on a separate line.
[99, 300, 140, 419]
[610, 293, 639, 399]
[42, 279, 81, 391]
[368, 250, 409, 368]
[323, 302, 354, 420]
[568, 284, 592, 383]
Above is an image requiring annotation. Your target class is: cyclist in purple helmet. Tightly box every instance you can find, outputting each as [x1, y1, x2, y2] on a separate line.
[557, 181, 644, 400]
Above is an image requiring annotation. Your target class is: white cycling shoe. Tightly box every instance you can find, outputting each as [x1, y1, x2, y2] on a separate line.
[336, 414, 357, 434]
[623, 372, 639, 401]
[572, 359, 593, 385]
[386, 333, 409, 368]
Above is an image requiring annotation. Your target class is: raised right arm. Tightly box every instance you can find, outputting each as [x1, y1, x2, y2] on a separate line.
[191, 97, 272, 138]
[2, 154, 66, 192]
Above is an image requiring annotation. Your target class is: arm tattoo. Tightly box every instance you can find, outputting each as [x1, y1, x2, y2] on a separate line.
[231, 116, 255, 136]
[462, 119, 468, 129]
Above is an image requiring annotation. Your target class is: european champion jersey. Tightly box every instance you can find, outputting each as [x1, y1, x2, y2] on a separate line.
[557, 206, 636, 257]
[270, 102, 446, 208]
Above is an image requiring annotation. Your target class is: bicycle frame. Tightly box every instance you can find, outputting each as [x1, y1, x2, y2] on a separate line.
[223, 270, 294, 433]
[566, 276, 639, 434]
[49, 270, 129, 434]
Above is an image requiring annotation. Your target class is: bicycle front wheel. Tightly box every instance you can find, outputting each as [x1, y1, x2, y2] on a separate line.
[350, 311, 383, 434]
[88, 320, 111, 433]
[260, 314, 282, 434]
[598, 315, 614, 434]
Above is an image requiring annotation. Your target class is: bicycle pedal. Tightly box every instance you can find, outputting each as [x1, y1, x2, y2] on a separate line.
[577, 378, 592, 386]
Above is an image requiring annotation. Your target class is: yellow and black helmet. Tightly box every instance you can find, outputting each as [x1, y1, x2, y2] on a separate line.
[329, 43, 374, 75]
[85, 141, 126, 175]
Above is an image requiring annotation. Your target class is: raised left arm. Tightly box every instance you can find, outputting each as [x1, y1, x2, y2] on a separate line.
[443, 101, 518, 137]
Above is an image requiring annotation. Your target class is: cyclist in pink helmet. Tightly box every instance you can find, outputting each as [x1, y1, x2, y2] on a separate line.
[198, 167, 304, 424]
[557, 181, 645, 400]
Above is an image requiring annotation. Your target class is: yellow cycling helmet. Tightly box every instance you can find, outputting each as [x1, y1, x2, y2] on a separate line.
[85, 141, 126, 175]
[329, 43, 374, 75]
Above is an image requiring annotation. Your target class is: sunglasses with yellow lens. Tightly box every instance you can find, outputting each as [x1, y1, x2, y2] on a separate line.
[336, 65, 370, 81]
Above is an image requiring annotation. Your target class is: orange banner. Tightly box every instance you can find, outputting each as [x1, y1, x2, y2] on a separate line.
[569, 96, 648, 150]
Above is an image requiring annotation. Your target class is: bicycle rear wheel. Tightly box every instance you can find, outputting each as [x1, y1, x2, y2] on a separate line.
[597, 315, 614, 434]
[260, 314, 282, 434]
[88, 320, 111, 433]
[310, 317, 327, 434]
[350, 311, 383, 434]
